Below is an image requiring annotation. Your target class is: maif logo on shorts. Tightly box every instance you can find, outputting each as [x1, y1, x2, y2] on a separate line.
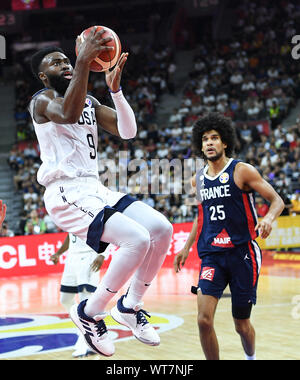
[200, 267, 215, 281]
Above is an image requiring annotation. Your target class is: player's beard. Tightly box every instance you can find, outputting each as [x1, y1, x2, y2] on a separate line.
[204, 150, 223, 162]
[47, 74, 70, 96]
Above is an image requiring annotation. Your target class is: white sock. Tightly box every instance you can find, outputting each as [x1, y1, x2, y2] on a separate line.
[122, 279, 151, 309]
[245, 353, 256, 360]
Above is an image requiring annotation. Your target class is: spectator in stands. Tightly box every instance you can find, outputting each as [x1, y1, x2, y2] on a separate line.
[256, 196, 269, 218]
[0, 200, 7, 228]
[0, 222, 15, 237]
[24, 210, 46, 235]
[43, 212, 59, 233]
[239, 123, 253, 147]
[279, 191, 293, 216]
[19, 210, 28, 235]
[269, 101, 281, 130]
[291, 191, 300, 215]
[23, 185, 38, 203]
[23, 142, 39, 161]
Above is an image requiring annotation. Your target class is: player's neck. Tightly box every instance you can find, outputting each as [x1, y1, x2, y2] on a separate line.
[207, 156, 230, 177]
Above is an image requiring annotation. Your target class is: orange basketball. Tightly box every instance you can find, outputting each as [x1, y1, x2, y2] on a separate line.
[75, 26, 121, 72]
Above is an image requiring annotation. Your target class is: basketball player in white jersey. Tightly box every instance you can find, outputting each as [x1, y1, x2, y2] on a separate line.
[51, 233, 105, 358]
[28, 27, 173, 357]
[0, 200, 6, 227]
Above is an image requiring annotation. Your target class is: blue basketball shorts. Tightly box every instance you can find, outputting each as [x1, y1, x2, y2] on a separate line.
[197, 240, 262, 307]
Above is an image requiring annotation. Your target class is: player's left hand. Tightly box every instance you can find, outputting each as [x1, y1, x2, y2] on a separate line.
[255, 216, 272, 239]
[105, 52, 128, 92]
[90, 255, 105, 272]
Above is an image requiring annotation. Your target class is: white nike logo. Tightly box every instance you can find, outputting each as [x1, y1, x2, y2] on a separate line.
[244, 254, 250, 260]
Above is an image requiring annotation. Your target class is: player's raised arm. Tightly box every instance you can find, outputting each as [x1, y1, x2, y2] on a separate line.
[91, 52, 137, 139]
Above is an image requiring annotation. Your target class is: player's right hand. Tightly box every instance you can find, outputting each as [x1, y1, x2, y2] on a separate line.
[173, 248, 189, 273]
[76, 27, 115, 64]
[50, 252, 60, 265]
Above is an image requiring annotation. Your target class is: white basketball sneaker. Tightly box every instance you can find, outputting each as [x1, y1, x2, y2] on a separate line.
[110, 295, 160, 346]
[70, 300, 115, 357]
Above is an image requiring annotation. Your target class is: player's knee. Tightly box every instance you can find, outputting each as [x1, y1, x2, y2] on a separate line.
[135, 228, 151, 253]
[197, 314, 214, 333]
[153, 218, 173, 244]
[234, 319, 252, 337]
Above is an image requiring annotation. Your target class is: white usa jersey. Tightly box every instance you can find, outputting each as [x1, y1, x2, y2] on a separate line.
[29, 91, 99, 187]
[68, 233, 96, 254]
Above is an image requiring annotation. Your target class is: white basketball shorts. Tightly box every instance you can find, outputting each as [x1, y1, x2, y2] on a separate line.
[44, 177, 136, 253]
[60, 250, 100, 293]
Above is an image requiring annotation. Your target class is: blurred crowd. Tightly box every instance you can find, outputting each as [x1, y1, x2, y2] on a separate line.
[1, 0, 299, 237]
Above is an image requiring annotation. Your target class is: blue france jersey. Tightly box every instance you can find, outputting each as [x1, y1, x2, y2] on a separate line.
[195, 159, 258, 258]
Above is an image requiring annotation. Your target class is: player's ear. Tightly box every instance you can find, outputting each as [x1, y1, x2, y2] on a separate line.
[38, 71, 47, 81]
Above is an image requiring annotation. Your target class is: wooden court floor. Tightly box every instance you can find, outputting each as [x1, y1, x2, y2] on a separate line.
[1, 259, 300, 360]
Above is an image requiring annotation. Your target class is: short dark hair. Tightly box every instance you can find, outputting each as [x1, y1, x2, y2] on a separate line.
[192, 112, 236, 158]
[31, 46, 65, 81]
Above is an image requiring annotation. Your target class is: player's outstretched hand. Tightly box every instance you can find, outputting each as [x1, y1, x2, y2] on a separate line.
[173, 247, 189, 273]
[0, 200, 7, 228]
[105, 52, 128, 93]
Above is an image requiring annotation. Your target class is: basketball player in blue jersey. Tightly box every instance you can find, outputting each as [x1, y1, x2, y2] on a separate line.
[28, 27, 173, 357]
[174, 113, 284, 360]
[0, 200, 6, 227]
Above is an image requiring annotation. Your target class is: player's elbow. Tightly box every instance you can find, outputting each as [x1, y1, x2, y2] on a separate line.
[278, 197, 285, 215]
[272, 193, 285, 216]
[119, 127, 137, 140]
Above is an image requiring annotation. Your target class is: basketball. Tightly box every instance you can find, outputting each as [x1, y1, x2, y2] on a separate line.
[76, 26, 121, 72]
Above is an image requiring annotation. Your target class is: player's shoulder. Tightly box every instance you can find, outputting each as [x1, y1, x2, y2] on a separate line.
[234, 160, 261, 187]
[31, 88, 57, 102]
[235, 161, 258, 174]
[86, 94, 101, 107]
[29, 88, 59, 111]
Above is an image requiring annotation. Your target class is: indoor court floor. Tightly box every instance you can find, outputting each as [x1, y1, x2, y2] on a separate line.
[1, 254, 300, 361]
